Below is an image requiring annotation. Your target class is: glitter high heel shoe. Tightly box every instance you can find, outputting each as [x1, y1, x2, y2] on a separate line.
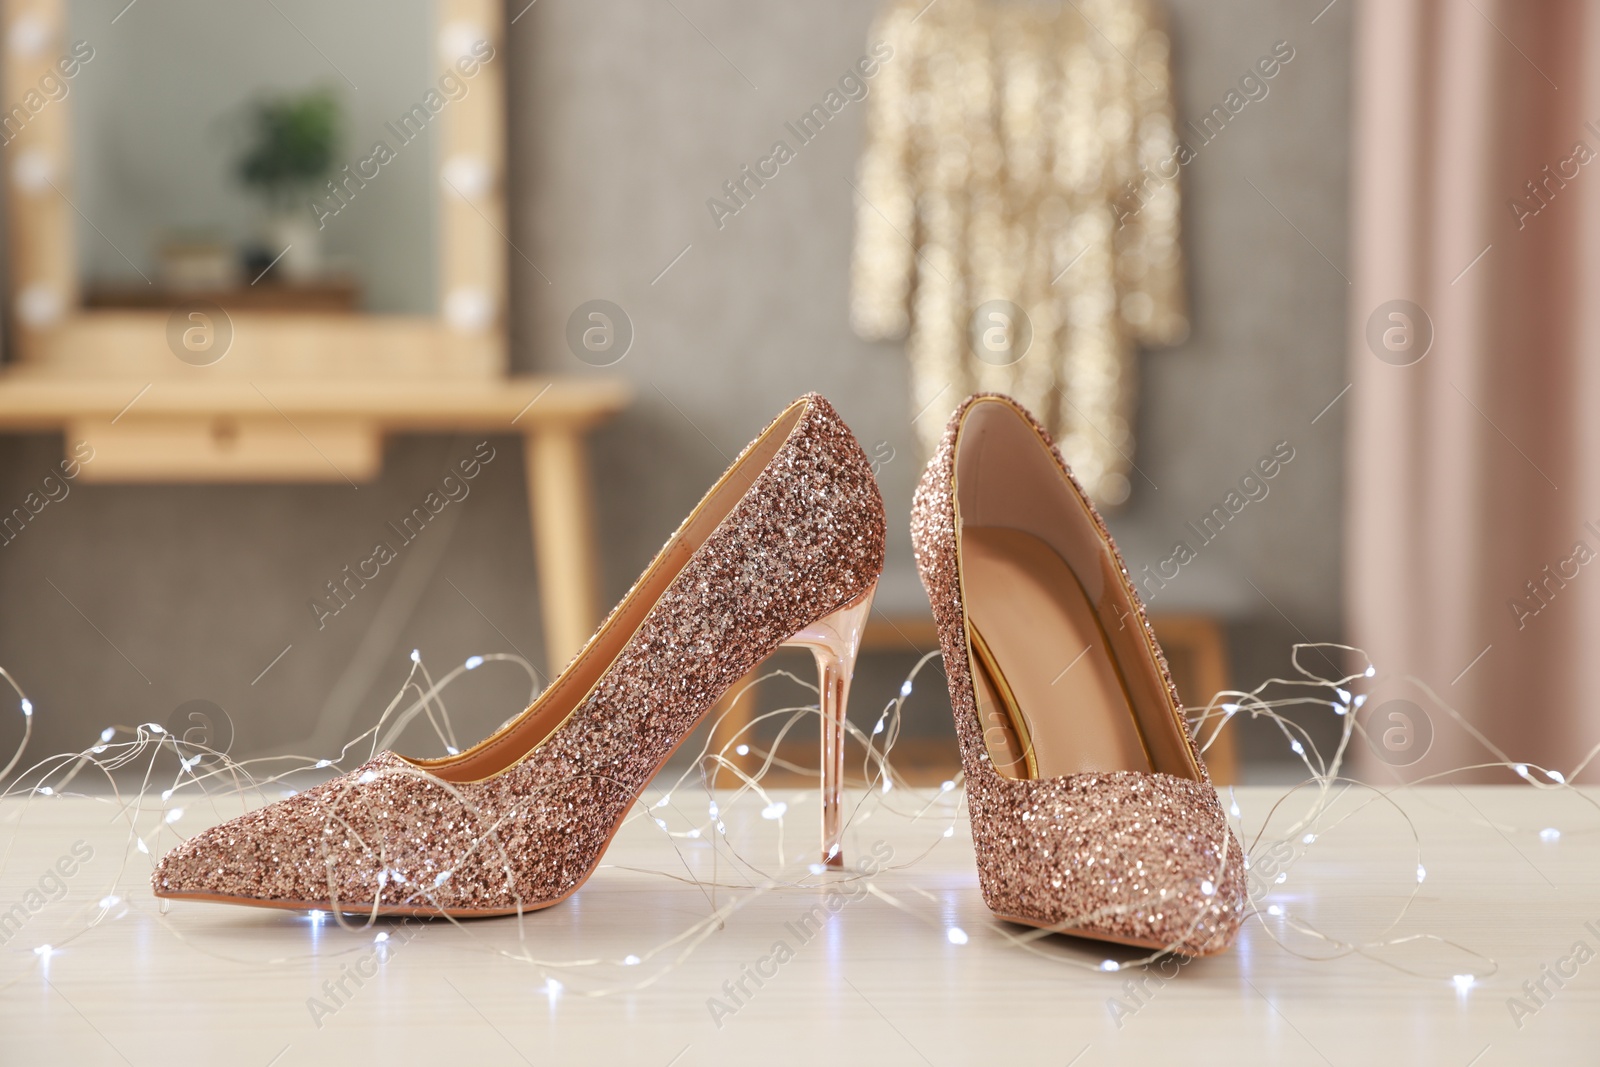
[910, 395, 1245, 955]
[154, 394, 884, 915]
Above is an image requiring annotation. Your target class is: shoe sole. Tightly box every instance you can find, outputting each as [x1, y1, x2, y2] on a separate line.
[992, 911, 1229, 957]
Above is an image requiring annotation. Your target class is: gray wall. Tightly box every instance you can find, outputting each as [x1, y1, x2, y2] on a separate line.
[0, 0, 1350, 773]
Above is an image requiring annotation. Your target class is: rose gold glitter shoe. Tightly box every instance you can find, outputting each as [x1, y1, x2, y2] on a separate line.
[910, 394, 1246, 955]
[153, 394, 884, 915]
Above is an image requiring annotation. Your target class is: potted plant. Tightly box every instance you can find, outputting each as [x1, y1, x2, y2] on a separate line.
[234, 88, 340, 282]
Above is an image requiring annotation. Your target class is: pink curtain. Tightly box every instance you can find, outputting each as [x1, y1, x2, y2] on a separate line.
[1349, 1, 1600, 783]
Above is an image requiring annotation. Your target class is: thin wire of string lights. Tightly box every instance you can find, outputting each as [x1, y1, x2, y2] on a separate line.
[1, 643, 1591, 994]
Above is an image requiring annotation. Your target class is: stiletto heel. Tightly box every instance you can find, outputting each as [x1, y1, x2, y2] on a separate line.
[153, 395, 886, 917]
[782, 580, 876, 868]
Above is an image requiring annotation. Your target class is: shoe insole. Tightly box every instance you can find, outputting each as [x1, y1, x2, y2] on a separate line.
[961, 526, 1152, 779]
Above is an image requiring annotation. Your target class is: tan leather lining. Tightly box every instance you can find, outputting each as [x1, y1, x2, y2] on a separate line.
[951, 398, 1202, 782]
[415, 399, 810, 783]
[963, 527, 1153, 777]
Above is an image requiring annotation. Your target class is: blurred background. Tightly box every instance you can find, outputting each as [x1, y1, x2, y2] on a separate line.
[0, 0, 1586, 786]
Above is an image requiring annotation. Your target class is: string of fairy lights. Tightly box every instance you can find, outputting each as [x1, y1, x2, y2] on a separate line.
[2, 641, 1595, 996]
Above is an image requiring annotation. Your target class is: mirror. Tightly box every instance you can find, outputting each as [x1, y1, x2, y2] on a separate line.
[68, 0, 438, 315]
[3, 0, 506, 379]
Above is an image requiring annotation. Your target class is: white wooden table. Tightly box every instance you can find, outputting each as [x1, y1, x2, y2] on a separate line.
[1, 785, 1594, 1065]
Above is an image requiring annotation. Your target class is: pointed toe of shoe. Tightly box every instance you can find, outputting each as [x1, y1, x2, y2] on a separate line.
[151, 803, 312, 905]
[148, 753, 569, 913]
[971, 771, 1247, 955]
[150, 754, 408, 908]
[152, 814, 283, 903]
[151, 821, 230, 899]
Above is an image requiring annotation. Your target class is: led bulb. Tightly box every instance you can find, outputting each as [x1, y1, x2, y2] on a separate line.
[438, 21, 487, 63]
[12, 149, 53, 193]
[442, 155, 491, 200]
[445, 287, 494, 334]
[8, 15, 49, 57]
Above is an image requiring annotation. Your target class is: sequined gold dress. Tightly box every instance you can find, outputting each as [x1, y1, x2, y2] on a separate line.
[851, 0, 1186, 505]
